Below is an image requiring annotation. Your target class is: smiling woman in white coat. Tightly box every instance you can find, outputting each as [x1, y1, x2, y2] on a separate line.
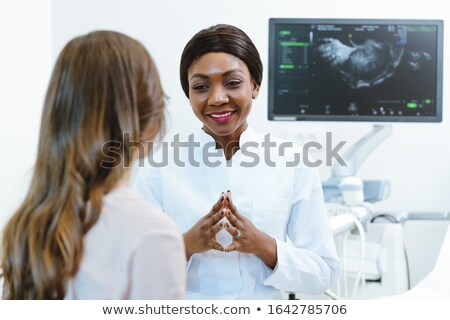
[135, 24, 339, 299]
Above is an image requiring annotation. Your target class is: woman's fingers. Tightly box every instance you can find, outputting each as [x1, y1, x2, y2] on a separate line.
[211, 242, 225, 252]
[223, 221, 241, 252]
[224, 222, 241, 239]
[224, 243, 237, 252]
[209, 208, 226, 226]
[192, 191, 248, 253]
[209, 221, 225, 235]
[225, 191, 242, 219]
[224, 223, 242, 252]
[225, 209, 240, 228]
[207, 192, 225, 217]
[209, 222, 226, 251]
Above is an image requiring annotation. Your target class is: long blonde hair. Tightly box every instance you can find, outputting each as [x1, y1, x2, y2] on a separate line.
[1, 31, 165, 299]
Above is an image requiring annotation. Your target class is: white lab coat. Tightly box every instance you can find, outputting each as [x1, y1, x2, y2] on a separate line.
[134, 127, 339, 299]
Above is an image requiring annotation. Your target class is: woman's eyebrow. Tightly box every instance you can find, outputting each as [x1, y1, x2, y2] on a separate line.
[190, 73, 209, 80]
[223, 69, 244, 77]
[190, 69, 244, 80]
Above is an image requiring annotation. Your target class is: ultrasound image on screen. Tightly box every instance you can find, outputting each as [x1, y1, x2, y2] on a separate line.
[314, 38, 404, 89]
[269, 20, 443, 122]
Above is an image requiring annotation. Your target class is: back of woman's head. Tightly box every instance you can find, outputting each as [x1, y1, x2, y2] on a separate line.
[1, 30, 165, 299]
[179, 24, 263, 98]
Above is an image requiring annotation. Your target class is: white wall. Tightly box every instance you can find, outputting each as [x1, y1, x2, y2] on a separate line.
[0, 0, 52, 229]
[50, 0, 450, 214]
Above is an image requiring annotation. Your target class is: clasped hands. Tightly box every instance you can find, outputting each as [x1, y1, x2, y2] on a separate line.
[183, 191, 277, 268]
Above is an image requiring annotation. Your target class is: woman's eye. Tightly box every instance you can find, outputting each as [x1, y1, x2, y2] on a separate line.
[192, 84, 208, 90]
[226, 80, 242, 87]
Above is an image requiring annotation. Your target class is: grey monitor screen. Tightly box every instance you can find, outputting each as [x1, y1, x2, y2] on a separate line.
[268, 19, 443, 122]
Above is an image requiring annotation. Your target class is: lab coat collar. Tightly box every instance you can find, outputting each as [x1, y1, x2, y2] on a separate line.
[198, 126, 260, 149]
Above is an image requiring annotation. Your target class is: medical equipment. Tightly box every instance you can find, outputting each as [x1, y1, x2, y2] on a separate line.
[268, 19, 444, 123]
[321, 205, 410, 299]
[340, 176, 364, 207]
[323, 125, 392, 204]
[328, 210, 450, 300]
[267, 18, 445, 300]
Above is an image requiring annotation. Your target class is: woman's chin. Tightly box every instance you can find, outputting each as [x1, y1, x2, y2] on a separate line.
[202, 117, 247, 140]
[206, 127, 235, 138]
[204, 121, 235, 136]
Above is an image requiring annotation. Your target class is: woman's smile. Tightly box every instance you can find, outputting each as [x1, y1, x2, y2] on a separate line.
[207, 110, 237, 123]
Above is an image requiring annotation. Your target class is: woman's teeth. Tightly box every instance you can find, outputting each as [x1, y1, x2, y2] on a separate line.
[210, 111, 233, 118]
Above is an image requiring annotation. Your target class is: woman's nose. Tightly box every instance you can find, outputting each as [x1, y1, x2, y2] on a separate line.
[208, 86, 229, 106]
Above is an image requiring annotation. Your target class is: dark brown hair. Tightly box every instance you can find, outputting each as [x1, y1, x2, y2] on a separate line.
[1, 30, 165, 299]
[179, 24, 263, 98]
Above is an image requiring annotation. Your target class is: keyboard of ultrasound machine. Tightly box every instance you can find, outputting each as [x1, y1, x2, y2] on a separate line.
[326, 203, 366, 217]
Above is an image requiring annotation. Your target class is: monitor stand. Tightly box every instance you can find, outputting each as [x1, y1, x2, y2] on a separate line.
[323, 124, 392, 203]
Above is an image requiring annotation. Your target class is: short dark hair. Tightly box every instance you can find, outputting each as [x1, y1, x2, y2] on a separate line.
[179, 24, 263, 98]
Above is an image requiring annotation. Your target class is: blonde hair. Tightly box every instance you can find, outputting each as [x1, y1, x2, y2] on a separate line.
[1, 31, 165, 299]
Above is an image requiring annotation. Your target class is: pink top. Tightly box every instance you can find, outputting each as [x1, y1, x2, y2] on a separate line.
[65, 187, 186, 299]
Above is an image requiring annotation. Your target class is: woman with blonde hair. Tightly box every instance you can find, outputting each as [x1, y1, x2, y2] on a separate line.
[1, 31, 186, 299]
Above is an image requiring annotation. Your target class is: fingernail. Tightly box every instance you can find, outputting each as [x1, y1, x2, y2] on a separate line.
[227, 190, 231, 193]
[220, 195, 224, 202]
[219, 209, 224, 215]
[220, 247, 224, 251]
[226, 223, 230, 229]
[218, 222, 222, 227]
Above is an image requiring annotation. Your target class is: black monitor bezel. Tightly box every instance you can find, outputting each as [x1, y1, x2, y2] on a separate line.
[268, 18, 444, 122]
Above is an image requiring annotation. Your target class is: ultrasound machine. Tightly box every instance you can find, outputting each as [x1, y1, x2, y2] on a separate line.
[268, 18, 446, 299]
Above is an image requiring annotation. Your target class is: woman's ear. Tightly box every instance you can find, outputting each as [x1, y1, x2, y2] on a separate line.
[252, 80, 260, 99]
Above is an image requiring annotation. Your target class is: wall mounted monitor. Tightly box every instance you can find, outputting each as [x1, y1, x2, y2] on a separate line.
[268, 18, 443, 122]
